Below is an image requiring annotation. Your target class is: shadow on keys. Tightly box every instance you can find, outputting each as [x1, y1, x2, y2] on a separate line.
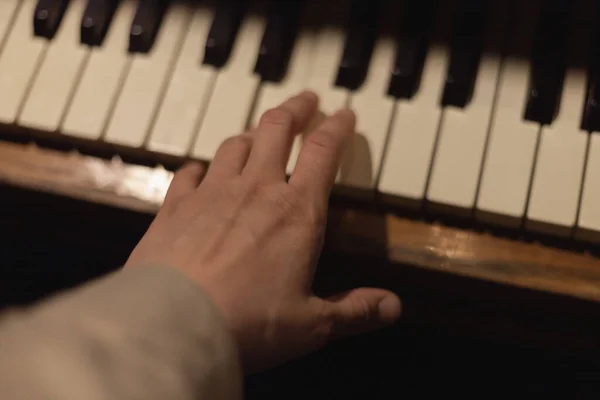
[339, 132, 375, 192]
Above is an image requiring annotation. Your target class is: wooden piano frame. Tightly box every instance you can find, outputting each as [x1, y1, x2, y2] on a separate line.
[1, 132, 600, 353]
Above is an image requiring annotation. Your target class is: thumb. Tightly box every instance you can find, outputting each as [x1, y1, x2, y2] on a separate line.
[323, 288, 402, 339]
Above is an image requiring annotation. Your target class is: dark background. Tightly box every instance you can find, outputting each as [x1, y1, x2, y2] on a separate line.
[1, 183, 600, 399]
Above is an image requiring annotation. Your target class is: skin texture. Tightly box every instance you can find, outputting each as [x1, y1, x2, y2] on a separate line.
[125, 91, 402, 373]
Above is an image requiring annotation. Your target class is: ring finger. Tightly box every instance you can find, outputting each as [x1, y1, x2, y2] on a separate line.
[243, 91, 319, 181]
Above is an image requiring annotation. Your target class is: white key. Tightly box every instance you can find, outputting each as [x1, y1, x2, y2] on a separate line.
[426, 1, 505, 213]
[342, 36, 395, 189]
[104, 4, 191, 147]
[378, 4, 453, 203]
[476, 1, 541, 226]
[19, 0, 88, 131]
[62, 0, 136, 140]
[526, 7, 592, 236]
[306, 25, 348, 115]
[250, 7, 318, 174]
[0, 0, 47, 124]
[577, 134, 600, 242]
[0, 0, 21, 52]
[147, 6, 217, 156]
[192, 13, 265, 161]
[526, 70, 589, 236]
[304, 14, 349, 182]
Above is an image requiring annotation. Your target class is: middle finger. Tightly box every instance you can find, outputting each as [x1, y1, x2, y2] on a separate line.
[243, 91, 319, 181]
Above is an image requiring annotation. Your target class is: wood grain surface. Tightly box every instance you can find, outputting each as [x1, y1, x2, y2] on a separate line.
[1, 139, 600, 306]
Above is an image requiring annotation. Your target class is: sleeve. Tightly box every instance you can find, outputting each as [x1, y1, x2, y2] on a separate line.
[0, 265, 243, 400]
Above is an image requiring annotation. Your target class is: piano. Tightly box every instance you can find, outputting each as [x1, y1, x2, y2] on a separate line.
[2, 0, 600, 349]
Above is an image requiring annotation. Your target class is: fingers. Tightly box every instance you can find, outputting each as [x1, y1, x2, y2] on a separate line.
[200, 90, 352, 194]
[288, 108, 355, 203]
[204, 133, 253, 182]
[244, 91, 319, 181]
[320, 288, 401, 340]
[163, 162, 206, 205]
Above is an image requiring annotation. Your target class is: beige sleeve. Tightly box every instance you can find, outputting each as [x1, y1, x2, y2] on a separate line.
[0, 265, 242, 400]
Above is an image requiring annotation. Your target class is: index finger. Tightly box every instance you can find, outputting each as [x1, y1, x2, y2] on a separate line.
[288, 108, 355, 202]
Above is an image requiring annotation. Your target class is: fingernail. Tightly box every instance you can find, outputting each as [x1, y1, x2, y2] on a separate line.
[378, 295, 402, 322]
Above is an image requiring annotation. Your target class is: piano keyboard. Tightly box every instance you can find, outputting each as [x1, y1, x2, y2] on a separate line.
[1, 0, 600, 243]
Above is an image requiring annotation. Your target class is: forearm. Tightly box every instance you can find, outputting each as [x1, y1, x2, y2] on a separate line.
[0, 265, 242, 400]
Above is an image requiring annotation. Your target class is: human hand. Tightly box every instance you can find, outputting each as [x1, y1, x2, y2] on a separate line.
[125, 91, 402, 373]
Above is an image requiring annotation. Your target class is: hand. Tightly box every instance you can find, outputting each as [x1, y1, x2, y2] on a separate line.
[125, 91, 402, 373]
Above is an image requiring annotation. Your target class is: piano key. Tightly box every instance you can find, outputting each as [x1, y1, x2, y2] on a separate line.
[34, 0, 71, 39]
[62, 0, 136, 139]
[0, 1, 21, 51]
[192, 11, 265, 161]
[254, 0, 302, 83]
[377, 1, 454, 204]
[524, 0, 573, 125]
[0, 0, 48, 124]
[476, 0, 542, 226]
[147, 6, 217, 157]
[440, 0, 490, 108]
[526, 74, 589, 235]
[307, 27, 348, 114]
[341, 34, 395, 189]
[250, 1, 319, 174]
[581, 6, 600, 133]
[104, 3, 191, 148]
[80, 0, 119, 46]
[202, 0, 246, 68]
[19, 0, 88, 132]
[426, 0, 506, 213]
[387, 0, 436, 99]
[128, 0, 169, 53]
[334, 0, 381, 90]
[582, 70, 600, 133]
[304, 0, 351, 182]
[526, 0, 594, 236]
[306, 0, 350, 115]
[577, 134, 600, 242]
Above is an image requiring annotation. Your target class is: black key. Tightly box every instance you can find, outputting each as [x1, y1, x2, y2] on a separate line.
[33, 0, 71, 39]
[440, 0, 490, 108]
[203, 1, 246, 68]
[582, 5, 600, 132]
[254, 1, 302, 83]
[524, 0, 573, 125]
[388, 0, 437, 99]
[81, 0, 119, 46]
[128, 0, 170, 54]
[334, 0, 381, 90]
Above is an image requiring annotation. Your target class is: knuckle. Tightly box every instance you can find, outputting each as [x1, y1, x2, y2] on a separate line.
[309, 304, 336, 345]
[305, 203, 327, 228]
[220, 135, 252, 151]
[260, 108, 294, 128]
[353, 297, 377, 323]
[305, 130, 340, 153]
[268, 186, 303, 216]
[163, 193, 182, 209]
[275, 189, 326, 234]
[160, 195, 188, 218]
[248, 183, 326, 234]
[289, 186, 326, 224]
[311, 320, 334, 346]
